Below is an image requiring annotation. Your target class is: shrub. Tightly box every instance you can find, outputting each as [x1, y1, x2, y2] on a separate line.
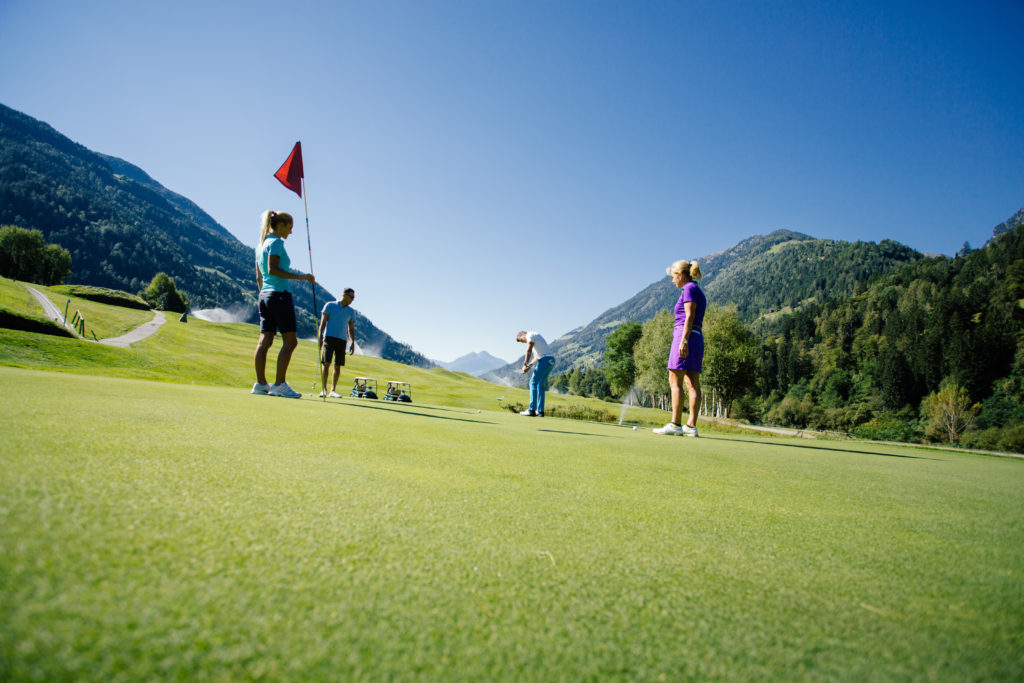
[997, 425, 1024, 454]
[505, 402, 618, 423]
[141, 273, 189, 313]
[960, 427, 1003, 451]
[851, 417, 921, 442]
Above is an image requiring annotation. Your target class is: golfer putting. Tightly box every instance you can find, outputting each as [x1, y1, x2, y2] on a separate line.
[516, 330, 555, 417]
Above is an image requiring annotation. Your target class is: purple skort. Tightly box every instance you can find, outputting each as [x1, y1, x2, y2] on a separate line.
[668, 326, 703, 372]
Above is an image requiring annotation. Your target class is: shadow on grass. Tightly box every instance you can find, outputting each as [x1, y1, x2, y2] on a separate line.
[323, 398, 496, 425]
[538, 429, 615, 438]
[711, 435, 942, 461]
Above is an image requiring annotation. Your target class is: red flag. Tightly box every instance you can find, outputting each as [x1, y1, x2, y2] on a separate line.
[274, 142, 303, 197]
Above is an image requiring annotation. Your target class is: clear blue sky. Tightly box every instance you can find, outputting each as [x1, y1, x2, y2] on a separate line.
[2, 0, 1022, 363]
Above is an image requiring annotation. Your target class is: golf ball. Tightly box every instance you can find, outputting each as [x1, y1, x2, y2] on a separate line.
[632, 426, 638, 431]
[477, 409, 482, 413]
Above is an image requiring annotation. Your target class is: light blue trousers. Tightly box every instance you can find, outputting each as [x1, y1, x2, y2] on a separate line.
[529, 356, 556, 413]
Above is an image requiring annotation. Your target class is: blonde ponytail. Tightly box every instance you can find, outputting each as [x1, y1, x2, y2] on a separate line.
[667, 259, 702, 281]
[259, 210, 293, 244]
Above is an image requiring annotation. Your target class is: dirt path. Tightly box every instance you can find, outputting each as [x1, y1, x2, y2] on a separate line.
[24, 284, 166, 347]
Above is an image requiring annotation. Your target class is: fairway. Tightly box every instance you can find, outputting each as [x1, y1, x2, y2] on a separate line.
[1, 366, 1022, 680]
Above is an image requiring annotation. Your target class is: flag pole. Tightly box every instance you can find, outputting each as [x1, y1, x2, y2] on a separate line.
[300, 177, 324, 402]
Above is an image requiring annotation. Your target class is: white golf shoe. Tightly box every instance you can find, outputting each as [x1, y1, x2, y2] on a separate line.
[653, 423, 684, 435]
[251, 382, 271, 395]
[269, 382, 302, 398]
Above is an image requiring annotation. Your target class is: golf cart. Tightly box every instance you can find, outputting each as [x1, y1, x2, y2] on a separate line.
[384, 380, 412, 403]
[350, 377, 378, 399]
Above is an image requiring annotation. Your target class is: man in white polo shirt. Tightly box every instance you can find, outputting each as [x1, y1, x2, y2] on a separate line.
[516, 330, 556, 417]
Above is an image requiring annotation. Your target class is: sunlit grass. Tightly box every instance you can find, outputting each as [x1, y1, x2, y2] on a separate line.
[1, 366, 1022, 680]
[1, 276, 677, 425]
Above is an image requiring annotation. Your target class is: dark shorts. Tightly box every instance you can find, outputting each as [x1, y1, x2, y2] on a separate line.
[321, 336, 347, 366]
[668, 327, 704, 372]
[258, 290, 296, 336]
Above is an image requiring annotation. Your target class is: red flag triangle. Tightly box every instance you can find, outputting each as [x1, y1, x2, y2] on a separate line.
[274, 142, 303, 197]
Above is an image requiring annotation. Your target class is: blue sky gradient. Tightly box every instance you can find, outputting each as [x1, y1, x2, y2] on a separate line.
[2, 0, 1021, 362]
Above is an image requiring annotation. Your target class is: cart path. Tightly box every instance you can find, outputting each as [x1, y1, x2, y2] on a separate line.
[24, 284, 166, 347]
[97, 311, 166, 347]
[24, 285, 78, 334]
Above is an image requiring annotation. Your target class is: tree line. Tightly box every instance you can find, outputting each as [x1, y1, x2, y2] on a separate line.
[550, 223, 1024, 453]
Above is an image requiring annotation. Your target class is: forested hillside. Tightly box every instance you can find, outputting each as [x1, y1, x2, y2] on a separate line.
[755, 215, 1024, 449]
[547, 208, 1024, 451]
[0, 103, 431, 366]
[487, 230, 923, 383]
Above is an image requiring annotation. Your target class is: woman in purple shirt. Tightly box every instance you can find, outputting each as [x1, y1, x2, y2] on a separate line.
[654, 260, 706, 437]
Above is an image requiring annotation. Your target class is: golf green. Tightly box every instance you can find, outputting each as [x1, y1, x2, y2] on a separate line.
[1, 366, 1022, 680]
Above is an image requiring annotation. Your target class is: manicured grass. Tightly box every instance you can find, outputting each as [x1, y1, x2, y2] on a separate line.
[1, 366, 1022, 680]
[0, 276, 46, 318]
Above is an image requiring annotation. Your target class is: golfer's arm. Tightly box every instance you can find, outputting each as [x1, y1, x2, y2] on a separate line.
[524, 342, 535, 366]
[318, 314, 328, 344]
[348, 320, 355, 345]
[681, 302, 695, 347]
[268, 254, 308, 281]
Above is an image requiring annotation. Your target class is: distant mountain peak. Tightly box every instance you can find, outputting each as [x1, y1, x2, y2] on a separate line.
[436, 351, 509, 376]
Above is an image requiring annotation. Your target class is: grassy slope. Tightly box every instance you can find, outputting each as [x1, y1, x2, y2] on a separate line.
[0, 276, 153, 339]
[0, 276, 672, 425]
[1, 367, 1022, 680]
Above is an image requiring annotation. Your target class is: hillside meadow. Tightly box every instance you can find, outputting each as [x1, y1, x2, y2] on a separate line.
[0, 276, 676, 425]
[1, 281, 1023, 680]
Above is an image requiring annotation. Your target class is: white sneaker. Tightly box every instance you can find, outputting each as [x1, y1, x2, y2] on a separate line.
[329, 391, 342, 398]
[520, 409, 537, 416]
[681, 425, 699, 437]
[269, 382, 302, 398]
[318, 390, 327, 398]
[251, 382, 270, 395]
[653, 423, 684, 435]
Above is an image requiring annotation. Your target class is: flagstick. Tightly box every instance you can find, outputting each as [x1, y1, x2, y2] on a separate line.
[300, 178, 323, 402]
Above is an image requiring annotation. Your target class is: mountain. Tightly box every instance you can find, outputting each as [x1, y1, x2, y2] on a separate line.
[484, 231, 924, 384]
[993, 206, 1024, 238]
[0, 102, 432, 367]
[436, 351, 509, 376]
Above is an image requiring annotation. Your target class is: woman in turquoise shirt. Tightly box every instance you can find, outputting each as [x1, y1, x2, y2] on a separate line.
[252, 210, 315, 398]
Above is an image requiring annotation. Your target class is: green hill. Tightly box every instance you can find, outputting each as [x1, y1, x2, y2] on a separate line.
[0, 102, 431, 367]
[0, 275, 675, 426]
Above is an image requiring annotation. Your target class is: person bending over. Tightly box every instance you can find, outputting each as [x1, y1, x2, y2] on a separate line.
[516, 330, 556, 417]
